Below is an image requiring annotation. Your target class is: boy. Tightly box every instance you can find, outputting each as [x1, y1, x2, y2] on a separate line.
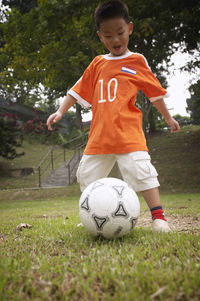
[47, 0, 180, 232]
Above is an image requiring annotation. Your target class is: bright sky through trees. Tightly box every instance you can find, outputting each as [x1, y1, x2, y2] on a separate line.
[164, 51, 199, 117]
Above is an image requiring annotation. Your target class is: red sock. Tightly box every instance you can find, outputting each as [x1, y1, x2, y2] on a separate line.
[151, 206, 167, 221]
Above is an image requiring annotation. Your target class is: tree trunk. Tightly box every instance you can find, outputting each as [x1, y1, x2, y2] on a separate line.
[142, 97, 152, 136]
[75, 103, 83, 131]
[148, 109, 156, 134]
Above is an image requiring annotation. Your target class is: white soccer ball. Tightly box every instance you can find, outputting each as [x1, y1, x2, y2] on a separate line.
[79, 177, 140, 239]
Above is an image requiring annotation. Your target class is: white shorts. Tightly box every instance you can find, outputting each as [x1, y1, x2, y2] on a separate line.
[76, 151, 160, 192]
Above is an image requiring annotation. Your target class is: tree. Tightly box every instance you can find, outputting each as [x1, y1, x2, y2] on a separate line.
[0, 0, 101, 128]
[2, 0, 38, 14]
[127, 0, 200, 72]
[0, 112, 24, 159]
[173, 114, 192, 126]
[1, 0, 199, 130]
[186, 80, 200, 124]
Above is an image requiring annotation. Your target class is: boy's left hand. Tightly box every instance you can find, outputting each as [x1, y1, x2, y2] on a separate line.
[166, 117, 180, 133]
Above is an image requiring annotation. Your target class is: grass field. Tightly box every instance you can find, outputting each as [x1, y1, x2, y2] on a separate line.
[147, 125, 200, 193]
[0, 125, 200, 300]
[0, 187, 200, 301]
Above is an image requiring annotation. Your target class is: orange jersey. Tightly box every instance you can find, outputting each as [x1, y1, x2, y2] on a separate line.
[68, 52, 168, 154]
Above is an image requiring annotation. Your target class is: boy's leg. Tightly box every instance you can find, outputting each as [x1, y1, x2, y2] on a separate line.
[117, 152, 171, 232]
[141, 187, 171, 232]
[76, 154, 116, 192]
[141, 188, 171, 232]
[141, 187, 161, 209]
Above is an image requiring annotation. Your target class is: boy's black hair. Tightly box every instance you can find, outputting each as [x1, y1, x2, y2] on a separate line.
[95, 0, 130, 30]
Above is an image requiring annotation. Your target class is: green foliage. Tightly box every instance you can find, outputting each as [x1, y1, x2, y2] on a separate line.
[62, 110, 78, 134]
[1, 0, 199, 128]
[186, 80, 200, 124]
[173, 114, 192, 126]
[2, 0, 38, 14]
[127, 0, 200, 72]
[3, 0, 199, 91]
[0, 112, 24, 159]
[136, 91, 166, 134]
[0, 0, 101, 99]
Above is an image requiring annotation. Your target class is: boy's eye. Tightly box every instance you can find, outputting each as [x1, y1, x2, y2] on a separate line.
[118, 32, 124, 35]
[105, 36, 111, 39]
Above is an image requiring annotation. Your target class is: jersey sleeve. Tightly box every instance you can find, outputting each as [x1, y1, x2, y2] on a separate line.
[67, 60, 95, 108]
[138, 55, 169, 102]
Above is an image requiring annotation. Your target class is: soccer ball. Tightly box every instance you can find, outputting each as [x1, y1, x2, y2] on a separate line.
[79, 177, 140, 239]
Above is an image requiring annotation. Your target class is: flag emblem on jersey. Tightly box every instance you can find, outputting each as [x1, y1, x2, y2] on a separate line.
[121, 66, 137, 75]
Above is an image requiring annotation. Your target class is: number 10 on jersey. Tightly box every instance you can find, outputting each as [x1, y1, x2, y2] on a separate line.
[98, 78, 118, 103]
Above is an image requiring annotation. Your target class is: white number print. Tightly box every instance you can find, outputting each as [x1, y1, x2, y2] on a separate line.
[98, 78, 118, 103]
[98, 79, 106, 103]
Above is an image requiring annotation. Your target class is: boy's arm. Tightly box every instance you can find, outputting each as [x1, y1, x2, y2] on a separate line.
[152, 98, 180, 133]
[47, 94, 77, 131]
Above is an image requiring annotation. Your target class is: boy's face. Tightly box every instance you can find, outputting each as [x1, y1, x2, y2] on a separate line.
[97, 18, 133, 56]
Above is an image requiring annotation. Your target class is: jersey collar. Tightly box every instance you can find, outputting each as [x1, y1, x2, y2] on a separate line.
[102, 51, 133, 60]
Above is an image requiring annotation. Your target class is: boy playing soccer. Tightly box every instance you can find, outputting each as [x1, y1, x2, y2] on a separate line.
[47, 0, 180, 232]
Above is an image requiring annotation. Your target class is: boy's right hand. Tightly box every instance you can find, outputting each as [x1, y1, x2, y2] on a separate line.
[46, 111, 62, 131]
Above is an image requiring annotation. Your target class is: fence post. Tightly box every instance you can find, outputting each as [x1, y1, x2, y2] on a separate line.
[68, 164, 70, 185]
[64, 147, 66, 162]
[51, 148, 54, 170]
[78, 148, 81, 161]
[38, 166, 41, 187]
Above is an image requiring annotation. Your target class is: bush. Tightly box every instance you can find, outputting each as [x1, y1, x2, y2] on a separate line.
[173, 114, 192, 126]
[0, 112, 24, 159]
[23, 116, 59, 144]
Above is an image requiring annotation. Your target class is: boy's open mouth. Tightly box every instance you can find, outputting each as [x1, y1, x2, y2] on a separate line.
[114, 45, 122, 50]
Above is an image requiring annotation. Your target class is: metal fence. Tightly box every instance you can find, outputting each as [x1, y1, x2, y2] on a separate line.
[37, 132, 88, 187]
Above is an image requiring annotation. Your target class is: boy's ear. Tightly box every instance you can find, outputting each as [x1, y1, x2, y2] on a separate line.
[97, 31, 103, 42]
[129, 21, 133, 35]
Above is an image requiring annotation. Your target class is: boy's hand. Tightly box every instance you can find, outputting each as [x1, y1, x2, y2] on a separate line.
[152, 99, 180, 133]
[166, 117, 180, 133]
[46, 111, 63, 131]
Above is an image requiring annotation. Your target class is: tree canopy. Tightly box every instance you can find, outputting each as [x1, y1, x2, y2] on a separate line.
[186, 80, 200, 124]
[0, 0, 200, 129]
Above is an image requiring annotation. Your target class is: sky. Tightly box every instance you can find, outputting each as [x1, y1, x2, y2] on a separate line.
[163, 51, 198, 118]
